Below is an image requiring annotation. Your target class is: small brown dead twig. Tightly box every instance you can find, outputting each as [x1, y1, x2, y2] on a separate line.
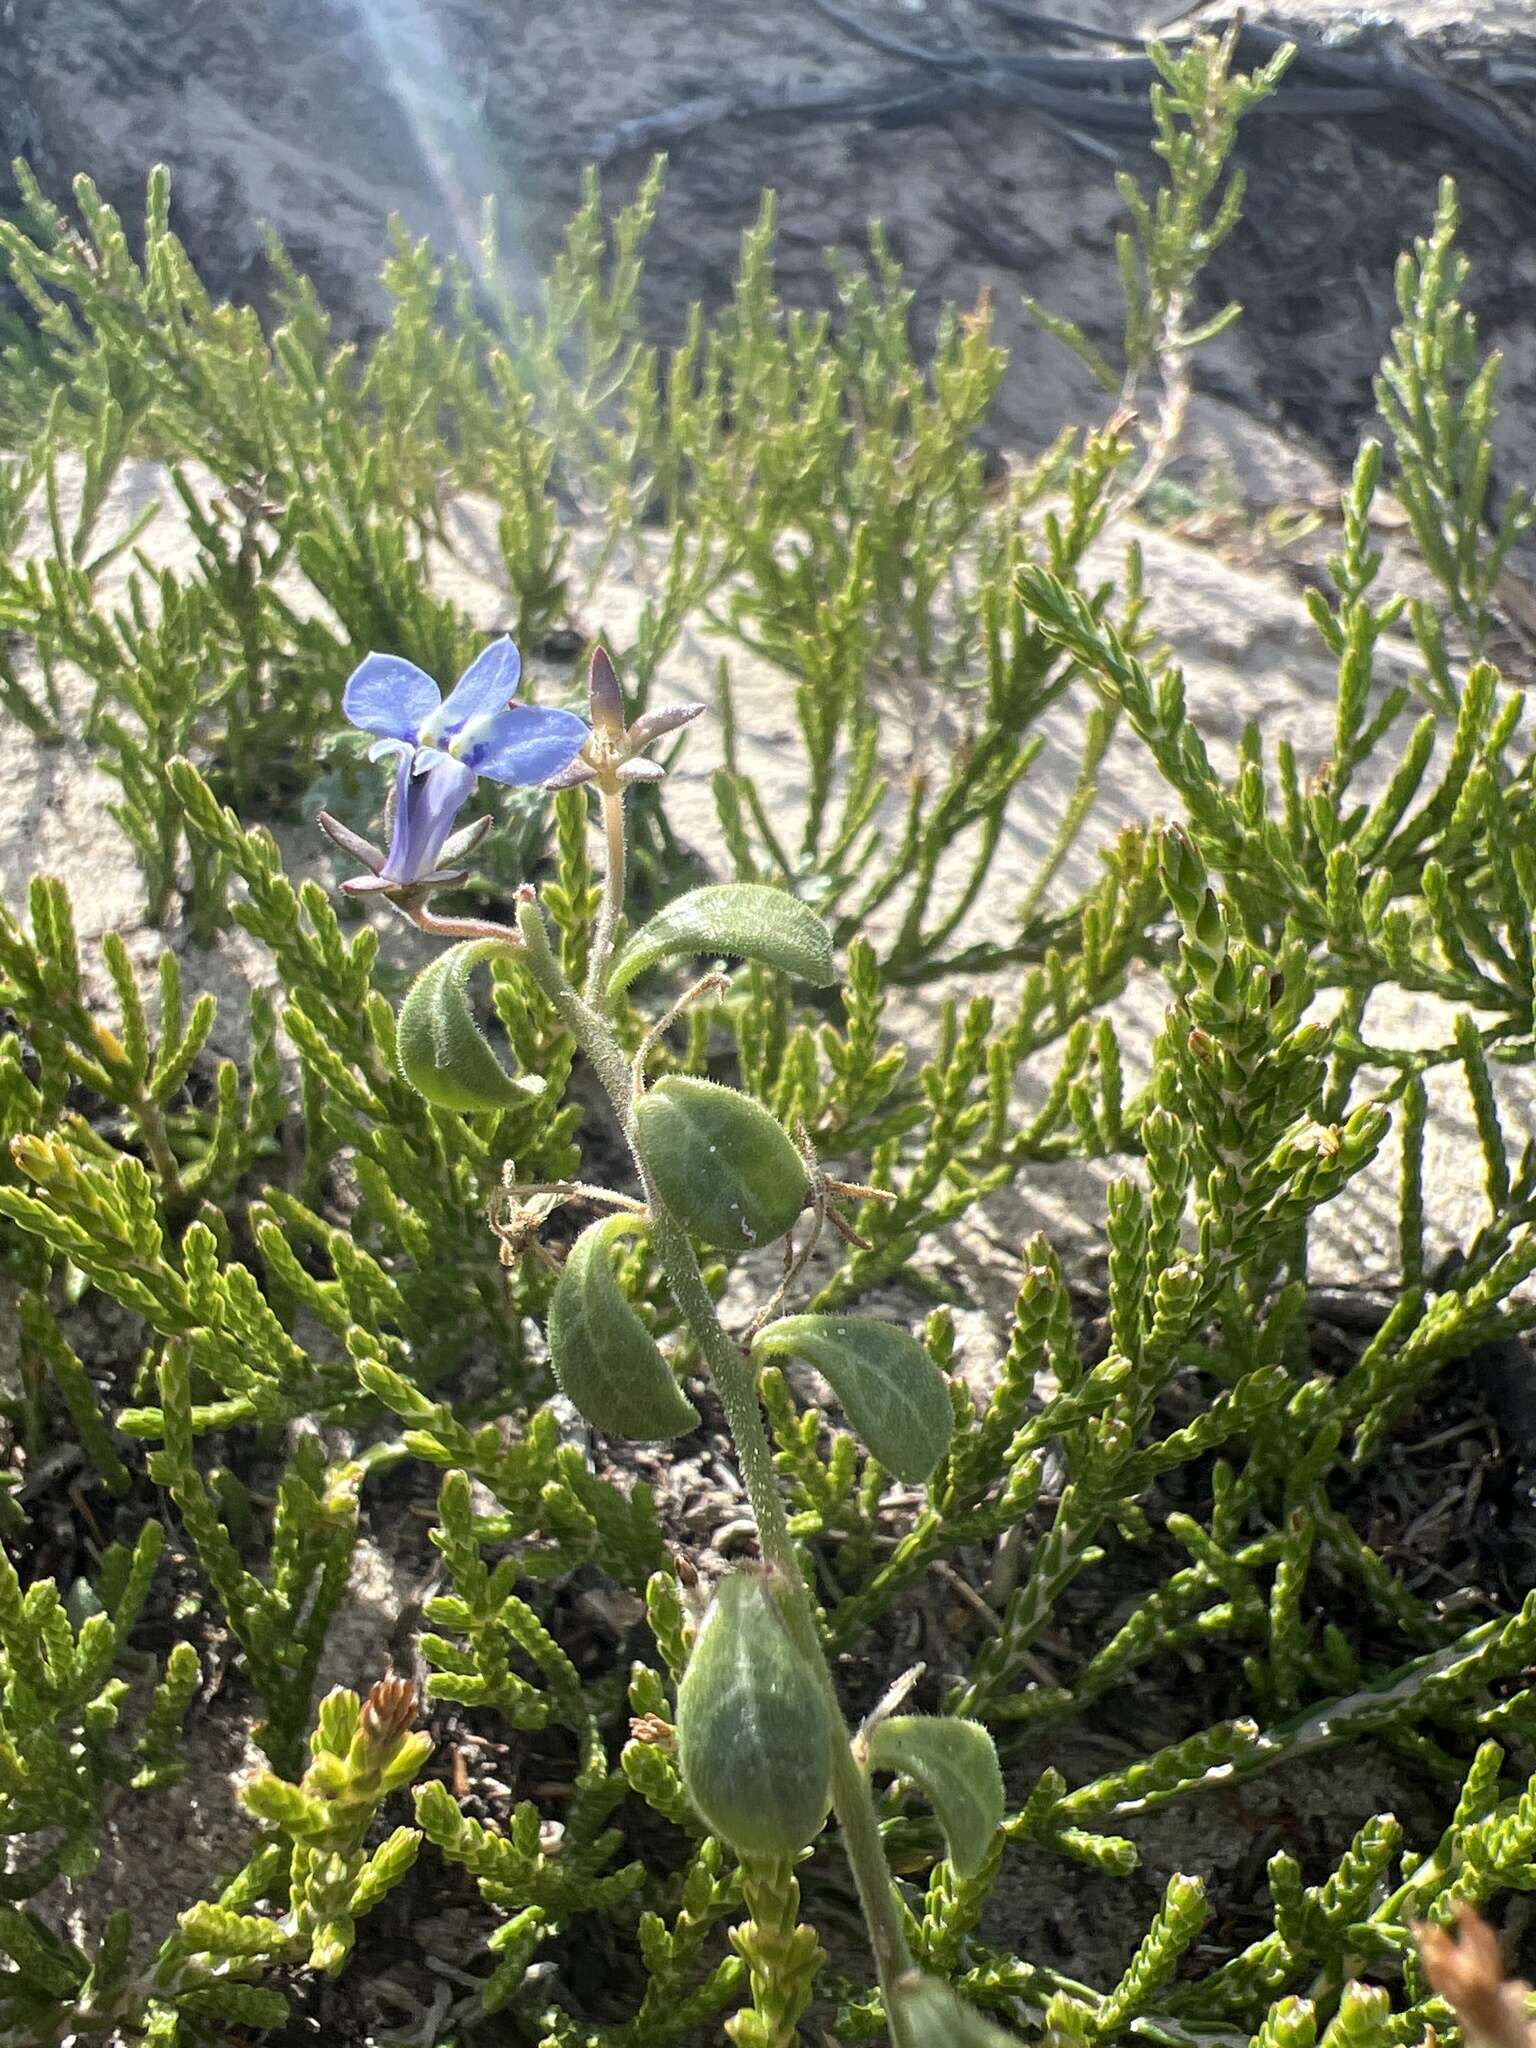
[1417, 1902, 1536, 2048]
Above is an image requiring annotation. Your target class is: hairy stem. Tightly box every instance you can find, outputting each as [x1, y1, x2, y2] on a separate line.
[401, 902, 529, 946]
[514, 890, 917, 2038]
[584, 783, 628, 1005]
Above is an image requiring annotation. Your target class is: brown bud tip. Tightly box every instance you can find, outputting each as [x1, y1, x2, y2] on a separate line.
[588, 646, 625, 733]
[361, 1677, 418, 1748]
[1417, 1904, 1535, 2048]
[629, 1712, 674, 1747]
[673, 1551, 699, 1588]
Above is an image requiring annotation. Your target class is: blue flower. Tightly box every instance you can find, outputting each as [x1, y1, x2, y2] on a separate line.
[339, 638, 587, 886]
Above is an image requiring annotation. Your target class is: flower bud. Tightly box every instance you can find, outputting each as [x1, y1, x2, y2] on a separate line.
[674, 1568, 834, 1861]
[549, 1215, 699, 1440]
[587, 645, 626, 734]
[634, 1076, 808, 1250]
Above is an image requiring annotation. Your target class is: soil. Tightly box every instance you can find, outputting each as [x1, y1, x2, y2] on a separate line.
[6, 0, 1536, 488]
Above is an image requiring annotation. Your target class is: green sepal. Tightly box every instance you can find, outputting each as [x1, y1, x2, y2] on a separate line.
[548, 1214, 700, 1440]
[635, 1076, 808, 1250]
[609, 884, 835, 995]
[751, 1315, 953, 1482]
[675, 1567, 835, 1861]
[893, 1972, 1023, 2046]
[865, 1716, 1004, 1878]
[395, 939, 543, 1113]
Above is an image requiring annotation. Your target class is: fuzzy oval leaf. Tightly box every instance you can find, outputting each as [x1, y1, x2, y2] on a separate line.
[866, 1716, 1004, 1878]
[752, 1315, 953, 1483]
[396, 940, 542, 1114]
[548, 1215, 699, 1440]
[609, 884, 834, 995]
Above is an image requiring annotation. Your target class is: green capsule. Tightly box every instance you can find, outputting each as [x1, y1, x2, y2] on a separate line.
[634, 1076, 808, 1250]
[674, 1568, 834, 1861]
[548, 1215, 699, 1440]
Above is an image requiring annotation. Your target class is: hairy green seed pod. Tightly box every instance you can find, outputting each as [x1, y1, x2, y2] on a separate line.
[634, 1076, 808, 1250]
[548, 1215, 699, 1440]
[674, 1568, 834, 1860]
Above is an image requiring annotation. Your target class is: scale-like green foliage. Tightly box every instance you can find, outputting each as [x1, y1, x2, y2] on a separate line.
[0, 25, 1534, 2048]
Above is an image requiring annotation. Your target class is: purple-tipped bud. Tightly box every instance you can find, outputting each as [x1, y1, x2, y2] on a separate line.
[532, 644, 707, 795]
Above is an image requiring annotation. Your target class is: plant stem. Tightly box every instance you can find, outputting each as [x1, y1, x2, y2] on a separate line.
[518, 896, 633, 1108]
[514, 891, 918, 2039]
[134, 1091, 184, 1207]
[584, 783, 628, 1005]
[402, 903, 529, 945]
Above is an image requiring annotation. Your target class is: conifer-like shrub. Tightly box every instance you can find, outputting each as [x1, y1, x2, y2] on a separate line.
[1, 28, 1535, 2048]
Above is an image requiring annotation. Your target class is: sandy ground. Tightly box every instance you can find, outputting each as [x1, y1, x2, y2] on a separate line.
[4, 422, 1528, 1311]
